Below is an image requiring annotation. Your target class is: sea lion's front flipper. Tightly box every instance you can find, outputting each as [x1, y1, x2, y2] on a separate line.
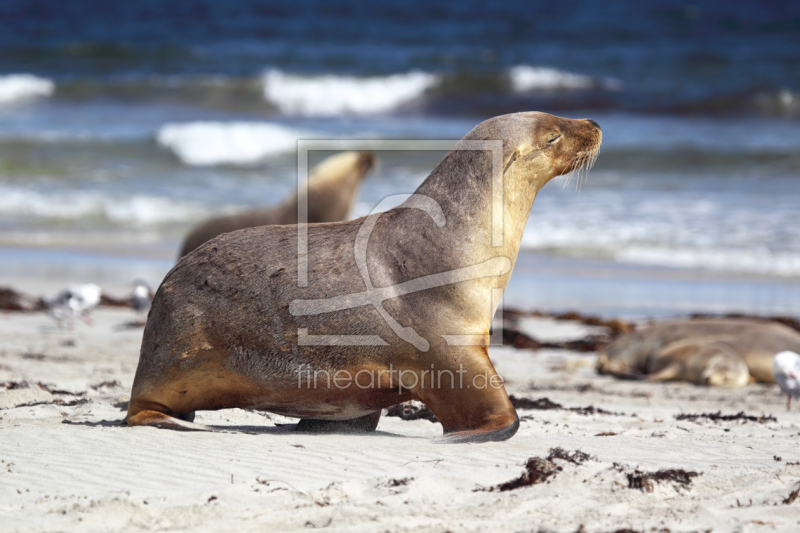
[416, 346, 519, 444]
[294, 411, 381, 434]
[642, 364, 681, 382]
[433, 417, 520, 444]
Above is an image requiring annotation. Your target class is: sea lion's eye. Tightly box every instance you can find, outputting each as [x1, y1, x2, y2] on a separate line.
[548, 133, 562, 144]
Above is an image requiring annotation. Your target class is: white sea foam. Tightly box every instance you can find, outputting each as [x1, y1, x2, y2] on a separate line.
[156, 121, 314, 166]
[0, 74, 55, 103]
[262, 70, 439, 116]
[509, 65, 620, 92]
[0, 188, 208, 226]
[519, 189, 800, 276]
[615, 247, 800, 277]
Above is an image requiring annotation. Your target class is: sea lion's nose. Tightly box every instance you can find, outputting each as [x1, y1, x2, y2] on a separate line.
[586, 119, 601, 131]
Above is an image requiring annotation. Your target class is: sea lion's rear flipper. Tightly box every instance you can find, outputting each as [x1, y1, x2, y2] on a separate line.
[417, 346, 519, 444]
[125, 410, 216, 431]
[294, 411, 381, 434]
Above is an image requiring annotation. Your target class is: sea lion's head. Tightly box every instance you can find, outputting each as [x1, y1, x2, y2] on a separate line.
[467, 111, 602, 191]
[308, 151, 375, 187]
[689, 344, 750, 388]
[357, 151, 376, 175]
[701, 351, 751, 388]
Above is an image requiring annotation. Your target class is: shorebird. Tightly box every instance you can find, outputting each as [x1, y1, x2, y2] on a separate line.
[774, 350, 800, 411]
[130, 279, 154, 315]
[45, 283, 102, 329]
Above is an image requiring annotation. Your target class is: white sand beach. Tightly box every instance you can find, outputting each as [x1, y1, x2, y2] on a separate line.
[1, 307, 798, 532]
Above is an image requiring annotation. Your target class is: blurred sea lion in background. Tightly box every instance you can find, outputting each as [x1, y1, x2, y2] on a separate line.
[643, 339, 750, 387]
[597, 319, 800, 386]
[179, 151, 375, 257]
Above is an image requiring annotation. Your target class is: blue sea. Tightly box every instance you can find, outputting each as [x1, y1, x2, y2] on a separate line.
[0, 0, 799, 317]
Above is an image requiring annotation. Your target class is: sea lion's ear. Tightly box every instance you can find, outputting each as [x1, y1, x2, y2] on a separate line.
[503, 150, 520, 174]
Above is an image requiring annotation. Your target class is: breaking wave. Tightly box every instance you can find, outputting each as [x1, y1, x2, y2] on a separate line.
[0, 74, 55, 103]
[262, 69, 439, 116]
[156, 121, 316, 166]
[509, 65, 622, 92]
[615, 246, 800, 277]
[520, 189, 800, 277]
[0, 188, 209, 227]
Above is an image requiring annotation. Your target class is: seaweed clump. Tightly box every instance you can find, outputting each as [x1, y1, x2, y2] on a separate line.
[626, 468, 699, 492]
[500, 327, 608, 353]
[783, 483, 800, 505]
[509, 395, 625, 416]
[675, 411, 776, 424]
[482, 447, 595, 492]
[0, 287, 43, 312]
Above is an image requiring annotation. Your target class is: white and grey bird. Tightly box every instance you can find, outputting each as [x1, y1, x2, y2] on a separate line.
[774, 350, 800, 411]
[130, 279, 154, 315]
[45, 283, 102, 329]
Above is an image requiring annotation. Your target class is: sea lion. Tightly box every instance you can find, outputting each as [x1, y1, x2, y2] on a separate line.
[126, 111, 602, 443]
[178, 151, 375, 257]
[597, 319, 800, 386]
[643, 339, 750, 387]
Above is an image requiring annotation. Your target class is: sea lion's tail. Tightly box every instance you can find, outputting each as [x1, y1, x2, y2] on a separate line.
[125, 409, 216, 431]
[125, 398, 217, 431]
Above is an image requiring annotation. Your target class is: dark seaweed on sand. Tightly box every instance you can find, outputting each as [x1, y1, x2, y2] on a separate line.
[675, 411, 776, 424]
[626, 468, 699, 492]
[546, 447, 595, 465]
[500, 327, 608, 353]
[385, 398, 625, 422]
[384, 477, 413, 487]
[0, 380, 82, 396]
[509, 395, 626, 416]
[99, 293, 130, 307]
[491, 457, 560, 491]
[499, 309, 635, 352]
[502, 309, 635, 337]
[384, 402, 438, 422]
[783, 483, 800, 505]
[26, 398, 91, 408]
[0, 287, 44, 312]
[480, 448, 595, 492]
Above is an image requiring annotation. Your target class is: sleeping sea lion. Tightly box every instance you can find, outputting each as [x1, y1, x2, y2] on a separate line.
[597, 319, 800, 386]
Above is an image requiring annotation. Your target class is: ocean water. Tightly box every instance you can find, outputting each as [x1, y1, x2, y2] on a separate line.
[0, 0, 798, 317]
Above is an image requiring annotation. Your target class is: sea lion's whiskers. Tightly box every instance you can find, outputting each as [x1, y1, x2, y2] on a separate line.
[562, 164, 577, 190]
[573, 143, 601, 193]
[565, 150, 591, 192]
[563, 150, 587, 190]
